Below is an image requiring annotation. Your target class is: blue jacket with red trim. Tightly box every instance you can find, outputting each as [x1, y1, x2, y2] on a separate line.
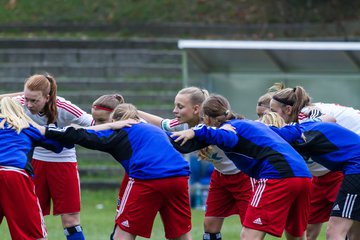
[45, 122, 190, 180]
[271, 120, 360, 175]
[177, 119, 311, 179]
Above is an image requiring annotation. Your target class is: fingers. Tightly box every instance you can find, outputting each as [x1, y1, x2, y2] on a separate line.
[171, 130, 195, 146]
[173, 134, 184, 143]
[170, 133, 188, 146]
[180, 139, 188, 146]
[111, 119, 139, 129]
[170, 132, 180, 139]
[220, 124, 236, 133]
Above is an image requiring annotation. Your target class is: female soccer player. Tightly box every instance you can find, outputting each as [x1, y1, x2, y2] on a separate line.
[171, 94, 312, 240]
[270, 85, 360, 239]
[90, 93, 132, 237]
[40, 103, 192, 240]
[0, 97, 62, 240]
[91, 94, 125, 125]
[12, 74, 94, 240]
[139, 87, 253, 240]
[256, 82, 285, 118]
[270, 115, 360, 240]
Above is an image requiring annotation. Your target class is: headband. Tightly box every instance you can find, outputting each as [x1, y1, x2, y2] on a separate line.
[92, 105, 113, 112]
[272, 96, 294, 106]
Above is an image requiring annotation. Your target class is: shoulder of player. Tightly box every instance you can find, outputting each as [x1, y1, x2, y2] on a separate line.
[55, 96, 86, 117]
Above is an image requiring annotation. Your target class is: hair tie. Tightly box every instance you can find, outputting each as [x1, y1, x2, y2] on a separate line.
[293, 87, 296, 92]
[224, 110, 230, 116]
[43, 74, 52, 82]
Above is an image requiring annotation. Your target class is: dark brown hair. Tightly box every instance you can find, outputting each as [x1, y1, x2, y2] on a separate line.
[202, 94, 242, 124]
[197, 94, 243, 160]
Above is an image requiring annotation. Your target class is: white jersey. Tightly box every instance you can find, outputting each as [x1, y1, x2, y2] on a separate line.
[299, 103, 360, 176]
[161, 119, 240, 175]
[17, 96, 94, 162]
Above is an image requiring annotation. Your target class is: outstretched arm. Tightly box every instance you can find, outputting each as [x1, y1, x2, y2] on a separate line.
[85, 119, 138, 131]
[168, 132, 209, 153]
[270, 124, 303, 143]
[44, 126, 123, 152]
[318, 114, 336, 123]
[34, 119, 137, 136]
[138, 110, 163, 127]
[171, 124, 239, 149]
[24, 126, 64, 153]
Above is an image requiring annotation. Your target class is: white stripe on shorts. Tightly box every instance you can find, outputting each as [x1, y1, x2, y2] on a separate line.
[342, 193, 357, 218]
[117, 178, 134, 218]
[250, 177, 257, 192]
[251, 179, 267, 207]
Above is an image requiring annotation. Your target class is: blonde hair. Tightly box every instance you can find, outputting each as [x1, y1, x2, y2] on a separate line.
[177, 86, 209, 106]
[257, 82, 286, 108]
[259, 112, 286, 127]
[268, 82, 285, 93]
[112, 103, 140, 121]
[0, 97, 35, 133]
[257, 92, 273, 109]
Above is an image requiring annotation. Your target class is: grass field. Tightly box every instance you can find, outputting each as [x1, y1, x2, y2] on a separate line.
[0, 189, 326, 239]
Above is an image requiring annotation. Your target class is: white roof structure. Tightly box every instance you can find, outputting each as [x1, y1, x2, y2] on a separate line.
[178, 40, 360, 74]
[178, 40, 360, 119]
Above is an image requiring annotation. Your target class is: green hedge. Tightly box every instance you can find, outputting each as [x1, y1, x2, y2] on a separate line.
[1, 0, 359, 25]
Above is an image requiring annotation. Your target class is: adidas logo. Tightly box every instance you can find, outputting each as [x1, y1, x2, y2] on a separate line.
[253, 218, 263, 225]
[333, 204, 340, 211]
[121, 220, 130, 228]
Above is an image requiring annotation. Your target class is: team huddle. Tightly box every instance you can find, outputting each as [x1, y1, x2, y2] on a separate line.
[0, 74, 359, 240]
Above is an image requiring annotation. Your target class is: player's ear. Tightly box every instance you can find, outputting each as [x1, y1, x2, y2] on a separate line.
[193, 104, 201, 115]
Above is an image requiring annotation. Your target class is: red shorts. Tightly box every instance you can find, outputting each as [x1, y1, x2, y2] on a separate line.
[32, 159, 81, 215]
[115, 173, 129, 213]
[115, 176, 191, 239]
[308, 171, 344, 224]
[243, 177, 312, 237]
[118, 173, 129, 203]
[205, 170, 253, 223]
[0, 167, 47, 240]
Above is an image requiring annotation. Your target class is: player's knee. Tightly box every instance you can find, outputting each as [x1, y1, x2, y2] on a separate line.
[64, 225, 85, 240]
[203, 232, 222, 240]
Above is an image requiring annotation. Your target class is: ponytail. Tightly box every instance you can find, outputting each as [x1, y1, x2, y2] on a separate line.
[43, 74, 58, 124]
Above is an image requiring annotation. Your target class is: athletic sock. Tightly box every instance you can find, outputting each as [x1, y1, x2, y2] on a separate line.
[203, 232, 222, 240]
[64, 225, 85, 240]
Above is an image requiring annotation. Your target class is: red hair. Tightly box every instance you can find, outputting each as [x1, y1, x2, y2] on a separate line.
[24, 74, 58, 124]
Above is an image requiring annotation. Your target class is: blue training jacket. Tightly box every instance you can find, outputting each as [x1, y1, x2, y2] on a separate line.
[45, 122, 190, 180]
[188, 119, 311, 179]
[272, 120, 360, 175]
[0, 118, 63, 175]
